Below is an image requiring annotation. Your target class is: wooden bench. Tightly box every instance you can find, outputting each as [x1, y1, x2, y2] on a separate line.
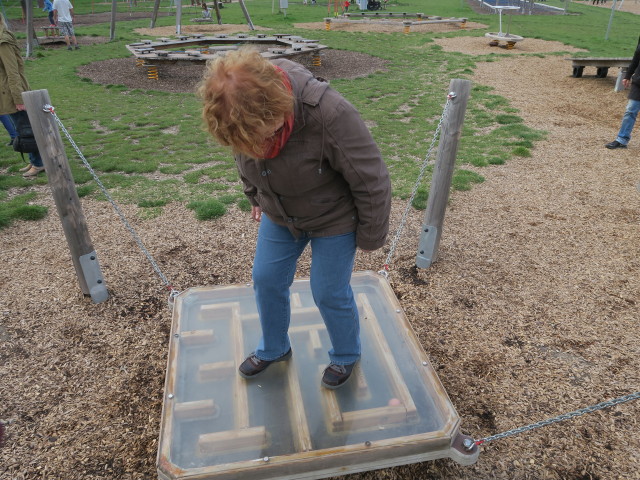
[40, 26, 62, 37]
[567, 57, 632, 91]
[567, 57, 632, 77]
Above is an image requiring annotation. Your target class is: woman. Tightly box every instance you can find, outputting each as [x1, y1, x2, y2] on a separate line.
[0, 13, 44, 177]
[199, 49, 391, 389]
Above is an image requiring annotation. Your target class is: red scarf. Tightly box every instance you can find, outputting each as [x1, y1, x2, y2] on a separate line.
[262, 66, 295, 159]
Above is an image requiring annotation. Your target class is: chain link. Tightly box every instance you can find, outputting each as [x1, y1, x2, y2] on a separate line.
[44, 105, 179, 299]
[474, 391, 640, 447]
[379, 92, 455, 277]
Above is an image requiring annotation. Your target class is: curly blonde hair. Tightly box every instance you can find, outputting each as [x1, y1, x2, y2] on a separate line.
[198, 48, 294, 158]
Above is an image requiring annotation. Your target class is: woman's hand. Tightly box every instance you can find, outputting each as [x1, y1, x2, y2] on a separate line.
[15, 104, 26, 111]
[251, 206, 262, 222]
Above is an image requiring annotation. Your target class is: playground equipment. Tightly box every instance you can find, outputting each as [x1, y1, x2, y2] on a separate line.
[154, 80, 475, 480]
[566, 56, 633, 92]
[168, 0, 254, 34]
[157, 271, 479, 480]
[484, 6, 524, 49]
[126, 34, 327, 69]
[37, 25, 64, 44]
[23, 79, 477, 480]
[325, 12, 468, 32]
[22, 80, 640, 479]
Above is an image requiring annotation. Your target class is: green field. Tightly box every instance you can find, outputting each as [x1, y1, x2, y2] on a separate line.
[1, 0, 638, 228]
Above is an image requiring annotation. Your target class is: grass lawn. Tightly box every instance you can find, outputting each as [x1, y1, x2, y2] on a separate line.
[1, 0, 638, 227]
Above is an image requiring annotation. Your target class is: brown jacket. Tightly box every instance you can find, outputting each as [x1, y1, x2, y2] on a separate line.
[0, 27, 29, 115]
[235, 59, 391, 251]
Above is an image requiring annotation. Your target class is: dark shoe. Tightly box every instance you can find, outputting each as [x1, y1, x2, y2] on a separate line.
[75, 45, 80, 50]
[67, 46, 72, 51]
[605, 140, 627, 149]
[321, 361, 357, 390]
[238, 348, 292, 378]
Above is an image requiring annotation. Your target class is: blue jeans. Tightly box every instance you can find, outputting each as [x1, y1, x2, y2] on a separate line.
[0, 114, 17, 139]
[615, 98, 640, 146]
[252, 214, 360, 365]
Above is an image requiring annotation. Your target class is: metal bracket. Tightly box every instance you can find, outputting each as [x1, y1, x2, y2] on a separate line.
[615, 67, 627, 92]
[449, 432, 480, 466]
[79, 251, 109, 303]
[415, 224, 438, 269]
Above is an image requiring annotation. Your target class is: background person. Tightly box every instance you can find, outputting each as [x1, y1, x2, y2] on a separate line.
[201, 3, 211, 19]
[52, 0, 79, 50]
[199, 48, 391, 390]
[0, 13, 45, 177]
[605, 39, 640, 149]
[43, 0, 55, 26]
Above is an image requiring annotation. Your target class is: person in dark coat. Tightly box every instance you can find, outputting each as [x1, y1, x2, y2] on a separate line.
[0, 13, 45, 176]
[199, 48, 391, 390]
[605, 40, 640, 149]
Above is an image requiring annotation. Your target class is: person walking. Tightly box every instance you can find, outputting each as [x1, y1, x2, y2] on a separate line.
[0, 13, 45, 177]
[43, 0, 55, 26]
[52, 0, 79, 51]
[605, 39, 640, 149]
[199, 48, 391, 390]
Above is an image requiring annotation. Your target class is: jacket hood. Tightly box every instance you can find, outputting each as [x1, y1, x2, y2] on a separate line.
[0, 28, 18, 46]
[273, 58, 329, 107]
[272, 58, 330, 136]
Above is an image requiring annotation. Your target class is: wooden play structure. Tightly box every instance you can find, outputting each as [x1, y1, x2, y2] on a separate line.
[325, 12, 467, 32]
[37, 25, 64, 44]
[126, 34, 328, 79]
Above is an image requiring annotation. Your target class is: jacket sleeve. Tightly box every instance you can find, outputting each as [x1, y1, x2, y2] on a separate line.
[323, 95, 392, 251]
[0, 43, 26, 108]
[235, 156, 259, 207]
[626, 45, 640, 82]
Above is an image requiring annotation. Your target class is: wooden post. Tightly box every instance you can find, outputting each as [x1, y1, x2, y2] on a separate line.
[22, 90, 109, 303]
[238, 0, 255, 30]
[415, 79, 471, 269]
[25, 0, 39, 57]
[150, 0, 162, 28]
[109, 0, 117, 41]
[213, 0, 222, 25]
[176, 0, 182, 35]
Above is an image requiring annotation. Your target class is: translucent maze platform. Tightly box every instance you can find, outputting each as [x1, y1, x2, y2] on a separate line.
[157, 271, 478, 480]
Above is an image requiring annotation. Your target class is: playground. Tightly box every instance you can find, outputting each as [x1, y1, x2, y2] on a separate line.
[1, 1, 639, 480]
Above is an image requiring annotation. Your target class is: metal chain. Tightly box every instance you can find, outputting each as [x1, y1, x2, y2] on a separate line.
[43, 104, 180, 301]
[378, 92, 456, 278]
[473, 391, 640, 447]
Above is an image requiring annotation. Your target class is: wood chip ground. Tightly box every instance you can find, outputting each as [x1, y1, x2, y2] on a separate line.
[1, 4, 639, 480]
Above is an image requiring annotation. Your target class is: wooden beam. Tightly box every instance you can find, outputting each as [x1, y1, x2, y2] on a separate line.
[416, 79, 471, 268]
[21, 90, 108, 303]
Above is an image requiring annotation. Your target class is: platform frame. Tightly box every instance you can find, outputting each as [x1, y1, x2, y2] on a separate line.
[157, 271, 478, 480]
